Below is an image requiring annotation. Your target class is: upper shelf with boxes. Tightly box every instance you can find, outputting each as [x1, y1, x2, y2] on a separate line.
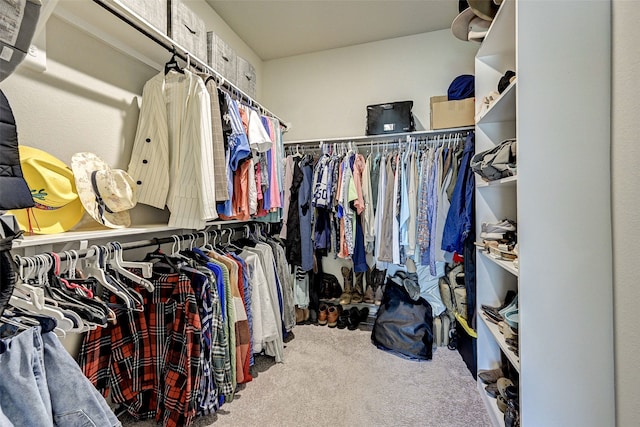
[73, 0, 262, 110]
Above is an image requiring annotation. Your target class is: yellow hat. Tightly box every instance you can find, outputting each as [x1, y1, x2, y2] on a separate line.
[7, 146, 85, 234]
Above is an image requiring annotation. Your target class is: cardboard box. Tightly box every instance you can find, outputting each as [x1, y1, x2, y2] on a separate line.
[430, 96, 475, 130]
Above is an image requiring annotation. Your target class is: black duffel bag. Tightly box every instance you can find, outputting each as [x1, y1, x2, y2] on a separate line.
[366, 101, 415, 135]
[371, 274, 433, 361]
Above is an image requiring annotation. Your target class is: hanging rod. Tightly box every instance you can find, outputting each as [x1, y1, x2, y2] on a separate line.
[283, 126, 473, 146]
[14, 221, 268, 265]
[91, 0, 289, 130]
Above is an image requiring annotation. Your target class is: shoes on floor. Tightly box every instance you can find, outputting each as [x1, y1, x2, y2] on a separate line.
[327, 305, 342, 328]
[337, 308, 350, 329]
[317, 304, 328, 326]
[484, 382, 499, 398]
[346, 307, 369, 331]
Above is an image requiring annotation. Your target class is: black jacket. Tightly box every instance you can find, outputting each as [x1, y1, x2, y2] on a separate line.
[0, 89, 34, 211]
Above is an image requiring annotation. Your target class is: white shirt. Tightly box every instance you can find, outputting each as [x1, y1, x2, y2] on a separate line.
[128, 70, 218, 229]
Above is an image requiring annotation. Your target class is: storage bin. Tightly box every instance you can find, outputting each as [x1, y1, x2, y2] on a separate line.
[117, 0, 167, 34]
[169, 0, 206, 61]
[236, 56, 256, 98]
[430, 95, 475, 130]
[213, 34, 237, 86]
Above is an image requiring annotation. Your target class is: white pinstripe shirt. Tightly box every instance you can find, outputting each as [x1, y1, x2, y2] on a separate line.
[128, 70, 218, 229]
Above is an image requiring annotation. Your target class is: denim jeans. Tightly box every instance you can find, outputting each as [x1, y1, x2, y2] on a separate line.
[0, 326, 121, 427]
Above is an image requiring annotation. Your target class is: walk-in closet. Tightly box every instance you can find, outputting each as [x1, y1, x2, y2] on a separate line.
[0, 1, 634, 426]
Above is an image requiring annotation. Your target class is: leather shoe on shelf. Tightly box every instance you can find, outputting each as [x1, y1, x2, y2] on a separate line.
[478, 367, 504, 384]
[497, 378, 515, 399]
[484, 383, 499, 398]
[327, 305, 342, 328]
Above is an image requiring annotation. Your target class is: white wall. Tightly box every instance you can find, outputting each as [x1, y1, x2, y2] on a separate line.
[262, 29, 479, 141]
[612, 2, 640, 426]
[261, 29, 477, 285]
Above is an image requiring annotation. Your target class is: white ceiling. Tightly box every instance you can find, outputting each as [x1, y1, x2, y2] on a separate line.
[205, 0, 461, 61]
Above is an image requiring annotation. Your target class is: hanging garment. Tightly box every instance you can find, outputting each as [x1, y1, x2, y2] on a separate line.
[0, 326, 121, 427]
[128, 69, 218, 229]
[442, 132, 475, 255]
[298, 155, 314, 272]
[199, 74, 230, 202]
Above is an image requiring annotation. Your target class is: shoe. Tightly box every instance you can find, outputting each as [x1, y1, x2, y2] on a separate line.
[504, 399, 520, 427]
[295, 307, 305, 325]
[497, 378, 514, 399]
[351, 271, 364, 303]
[484, 383, 499, 398]
[497, 395, 508, 413]
[346, 307, 365, 330]
[318, 304, 328, 326]
[339, 266, 353, 305]
[478, 367, 504, 384]
[482, 219, 516, 234]
[327, 305, 341, 328]
[337, 309, 350, 329]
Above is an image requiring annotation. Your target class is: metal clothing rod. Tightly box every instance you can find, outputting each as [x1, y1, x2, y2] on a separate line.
[91, 0, 289, 130]
[14, 222, 258, 265]
[283, 126, 473, 146]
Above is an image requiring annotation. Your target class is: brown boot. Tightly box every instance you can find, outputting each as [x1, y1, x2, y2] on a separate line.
[363, 268, 374, 304]
[327, 304, 342, 328]
[339, 267, 353, 305]
[318, 304, 328, 326]
[351, 271, 364, 303]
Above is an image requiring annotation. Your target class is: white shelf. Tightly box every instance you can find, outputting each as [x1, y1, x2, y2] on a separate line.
[478, 379, 505, 427]
[12, 223, 181, 248]
[478, 249, 519, 277]
[477, 0, 515, 62]
[480, 315, 520, 373]
[476, 175, 518, 188]
[476, 81, 516, 125]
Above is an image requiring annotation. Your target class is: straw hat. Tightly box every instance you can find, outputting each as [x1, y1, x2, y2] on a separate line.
[71, 152, 138, 229]
[7, 146, 85, 234]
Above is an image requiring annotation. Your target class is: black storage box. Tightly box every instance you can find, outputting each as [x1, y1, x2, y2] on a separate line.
[366, 101, 415, 135]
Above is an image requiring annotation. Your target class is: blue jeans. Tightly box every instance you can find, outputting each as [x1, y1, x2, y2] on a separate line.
[0, 326, 121, 427]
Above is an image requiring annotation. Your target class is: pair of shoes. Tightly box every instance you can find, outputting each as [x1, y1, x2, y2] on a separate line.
[295, 307, 309, 325]
[318, 303, 342, 327]
[347, 307, 369, 330]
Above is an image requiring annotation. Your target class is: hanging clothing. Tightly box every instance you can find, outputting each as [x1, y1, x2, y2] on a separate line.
[128, 69, 218, 229]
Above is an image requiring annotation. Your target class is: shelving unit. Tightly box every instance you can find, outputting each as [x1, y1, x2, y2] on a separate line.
[475, 1, 614, 426]
[478, 250, 518, 277]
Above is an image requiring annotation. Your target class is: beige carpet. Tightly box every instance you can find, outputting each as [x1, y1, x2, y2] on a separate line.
[122, 325, 491, 427]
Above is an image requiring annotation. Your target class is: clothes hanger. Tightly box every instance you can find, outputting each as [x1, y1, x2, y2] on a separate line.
[82, 245, 133, 308]
[107, 243, 154, 291]
[164, 47, 184, 75]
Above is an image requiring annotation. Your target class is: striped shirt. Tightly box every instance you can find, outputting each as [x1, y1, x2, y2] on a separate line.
[128, 70, 218, 229]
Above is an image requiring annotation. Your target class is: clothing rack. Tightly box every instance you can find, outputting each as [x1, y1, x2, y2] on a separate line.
[14, 221, 271, 266]
[283, 126, 473, 148]
[91, 0, 289, 130]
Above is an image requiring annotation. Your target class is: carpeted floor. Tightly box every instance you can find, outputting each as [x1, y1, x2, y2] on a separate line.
[122, 325, 491, 427]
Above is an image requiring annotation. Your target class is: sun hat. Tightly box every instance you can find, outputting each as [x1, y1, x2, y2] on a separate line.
[468, 0, 500, 21]
[6, 146, 85, 234]
[70, 152, 137, 229]
[451, 7, 491, 42]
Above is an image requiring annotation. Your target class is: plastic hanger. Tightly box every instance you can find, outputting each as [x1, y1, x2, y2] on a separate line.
[164, 48, 184, 75]
[82, 245, 132, 309]
[107, 243, 154, 291]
